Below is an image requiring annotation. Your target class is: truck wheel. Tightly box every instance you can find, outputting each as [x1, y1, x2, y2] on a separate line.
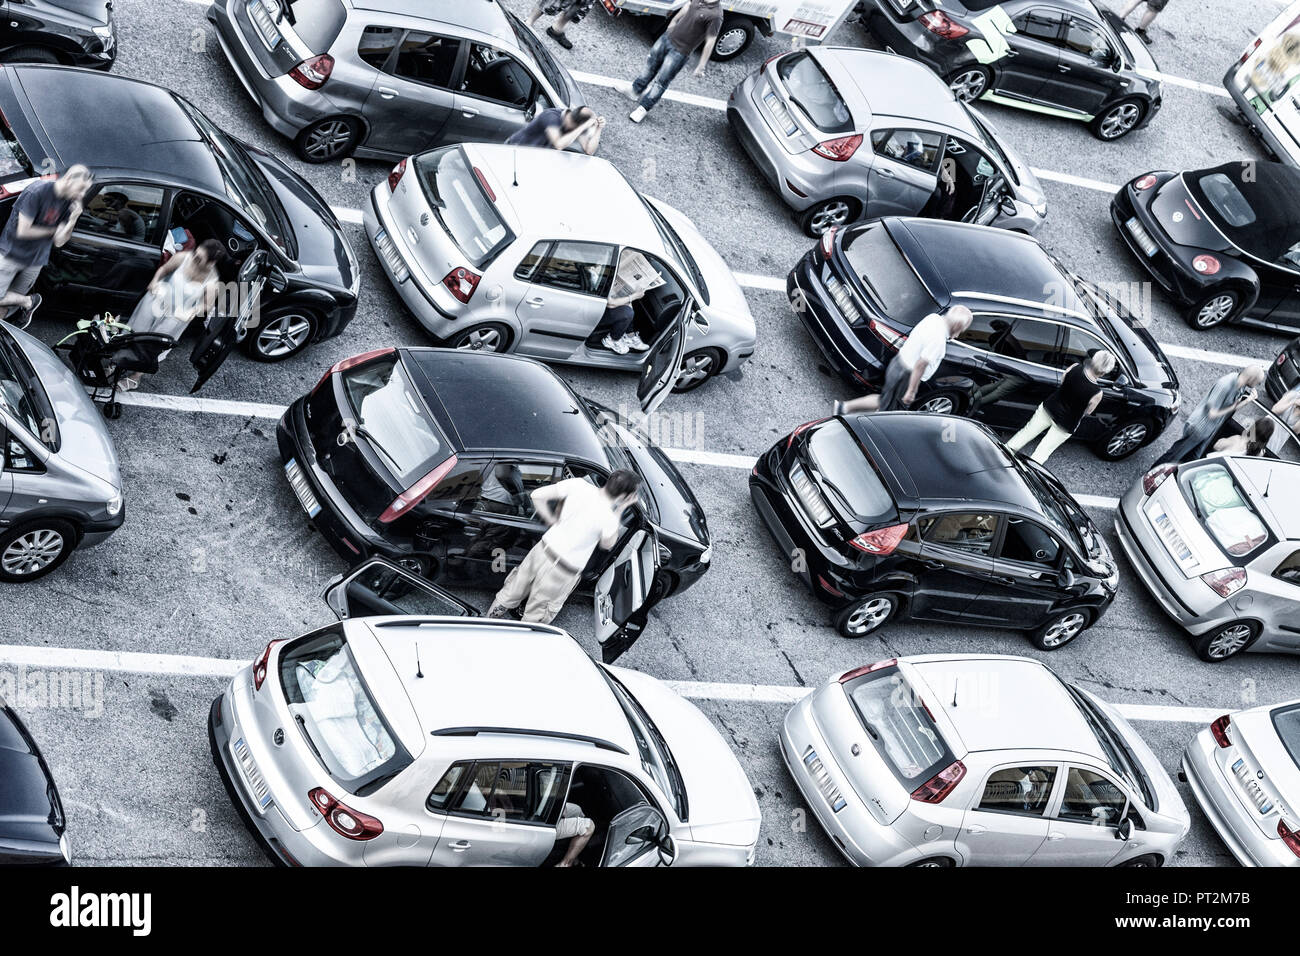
[712, 16, 756, 62]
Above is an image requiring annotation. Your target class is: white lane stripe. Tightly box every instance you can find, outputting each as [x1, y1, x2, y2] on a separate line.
[571, 70, 727, 112]
[1160, 343, 1266, 368]
[1029, 168, 1118, 193]
[734, 272, 787, 292]
[1137, 69, 1229, 99]
[0, 642, 1222, 724]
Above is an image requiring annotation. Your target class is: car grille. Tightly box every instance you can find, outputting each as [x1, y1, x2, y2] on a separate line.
[233, 737, 273, 811]
[1231, 758, 1274, 815]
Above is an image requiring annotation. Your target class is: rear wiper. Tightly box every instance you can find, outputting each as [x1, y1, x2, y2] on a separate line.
[861, 720, 881, 741]
[812, 467, 858, 519]
[294, 713, 325, 764]
[353, 425, 403, 475]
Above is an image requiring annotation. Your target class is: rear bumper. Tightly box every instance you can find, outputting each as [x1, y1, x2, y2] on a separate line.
[861, 4, 952, 75]
[1109, 187, 1201, 306]
[727, 75, 837, 213]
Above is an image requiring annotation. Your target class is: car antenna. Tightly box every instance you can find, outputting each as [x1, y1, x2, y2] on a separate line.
[952, 677, 959, 709]
[415, 642, 424, 679]
[1263, 468, 1273, 498]
[513, 149, 519, 188]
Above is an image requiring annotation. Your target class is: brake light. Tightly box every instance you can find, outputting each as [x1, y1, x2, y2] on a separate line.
[472, 166, 496, 202]
[1279, 819, 1300, 859]
[312, 347, 396, 394]
[917, 11, 969, 39]
[869, 318, 908, 349]
[309, 788, 384, 841]
[1141, 463, 1177, 495]
[911, 760, 966, 803]
[839, 658, 897, 682]
[812, 134, 863, 162]
[1200, 566, 1247, 598]
[1134, 174, 1158, 190]
[289, 53, 334, 90]
[253, 639, 286, 691]
[850, 523, 909, 556]
[1209, 714, 1232, 748]
[786, 418, 827, 448]
[1192, 255, 1220, 276]
[387, 158, 407, 192]
[379, 455, 459, 524]
[442, 267, 481, 303]
[820, 226, 837, 260]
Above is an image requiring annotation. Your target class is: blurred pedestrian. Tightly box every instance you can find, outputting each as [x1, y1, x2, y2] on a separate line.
[835, 306, 973, 414]
[1007, 350, 1116, 465]
[1118, 0, 1167, 44]
[0, 164, 93, 326]
[530, 0, 595, 50]
[506, 105, 604, 154]
[1156, 365, 1265, 465]
[628, 0, 722, 123]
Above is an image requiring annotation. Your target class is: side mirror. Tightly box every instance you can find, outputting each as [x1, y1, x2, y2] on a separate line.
[267, 265, 288, 295]
[1115, 815, 1133, 842]
[999, 196, 1018, 217]
[1113, 373, 1131, 388]
[691, 310, 709, 333]
[238, 249, 268, 284]
[656, 833, 677, 867]
[1057, 567, 1076, 590]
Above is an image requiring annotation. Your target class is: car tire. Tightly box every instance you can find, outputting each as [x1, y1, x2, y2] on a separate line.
[1, 46, 61, 65]
[799, 197, 860, 237]
[711, 16, 755, 62]
[908, 856, 955, 867]
[946, 66, 991, 103]
[0, 520, 78, 583]
[1185, 287, 1246, 330]
[1119, 854, 1162, 867]
[1094, 417, 1156, 461]
[1192, 620, 1260, 662]
[673, 348, 723, 393]
[447, 322, 511, 353]
[396, 553, 437, 578]
[834, 592, 901, 638]
[294, 117, 363, 164]
[1089, 98, 1146, 141]
[244, 305, 319, 362]
[914, 389, 965, 416]
[1029, 607, 1092, 651]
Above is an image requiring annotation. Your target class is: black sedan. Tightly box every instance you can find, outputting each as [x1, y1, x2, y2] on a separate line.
[0, 65, 359, 370]
[0, 698, 69, 865]
[751, 412, 1118, 648]
[788, 217, 1180, 460]
[1113, 162, 1300, 334]
[861, 0, 1161, 140]
[0, 0, 115, 69]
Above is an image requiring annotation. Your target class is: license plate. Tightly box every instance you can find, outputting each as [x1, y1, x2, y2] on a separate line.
[249, 0, 281, 49]
[763, 91, 798, 136]
[285, 458, 321, 518]
[1232, 759, 1274, 815]
[803, 747, 846, 812]
[233, 737, 273, 810]
[1151, 510, 1193, 563]
[373, 228, 405, 276]
[1125, 217, 1159, 257]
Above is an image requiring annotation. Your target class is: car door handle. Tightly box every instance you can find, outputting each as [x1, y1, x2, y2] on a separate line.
[922, 559, 946, 570]
[1047, 831, 1065, 842]
[526, 296, 544, 307]
[1004, 49, 1018, 57]
[990, 575, 1017, 586]
[378, 87, 399, 99]
[461, 107, 479, 118]
[449, 840, 472, 851]
[877, 168, 895, 177]
[966, 824, 988, 834]
[1058, 65, 1072, 72]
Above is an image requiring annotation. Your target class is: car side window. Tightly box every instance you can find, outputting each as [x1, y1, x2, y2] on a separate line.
[1007, 318, 1062, 366]
[473, 462, 563, 520]
[1000, 517, 1062, 567]
[1063, 18, 1113, 62]
[4, 433, 42, 473]
[1012, 10, 1065, 45]
[462, 43, 536, 108]
[78, 184, 165, 244]
[1058, 767, 1127, 825]
[959, 313, 1005, 352]
[977, 765, 1058, 816]
[392, 31, 462, 88]
[436, 760, 571, 824]
[515, 241, 551, 282]
[533, 241, 617, 297]
[1059, 327, 1109, 371]
[920, 513, 999, 555]
[426, 761, 470, 812]
[871, 129, 943, 174]
[358, 25, 401, 70]
[1274, 550, 1300, 586]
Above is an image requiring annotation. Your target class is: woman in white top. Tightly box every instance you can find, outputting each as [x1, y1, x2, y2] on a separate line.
[119, 239, 222, 390]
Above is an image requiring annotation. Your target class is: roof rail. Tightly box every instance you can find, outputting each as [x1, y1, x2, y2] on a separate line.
[431, 726, 630, 756]
[369, 618, 569, 638]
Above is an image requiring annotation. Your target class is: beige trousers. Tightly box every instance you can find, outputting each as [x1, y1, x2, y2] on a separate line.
[490, 543, 582, 624]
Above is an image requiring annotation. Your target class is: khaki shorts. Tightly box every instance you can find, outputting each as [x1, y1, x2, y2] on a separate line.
[555, 802, 594, 840]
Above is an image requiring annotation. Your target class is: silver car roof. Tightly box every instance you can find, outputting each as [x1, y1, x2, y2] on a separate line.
[813, 47, 978, 136]
[348, 0, 516, 45]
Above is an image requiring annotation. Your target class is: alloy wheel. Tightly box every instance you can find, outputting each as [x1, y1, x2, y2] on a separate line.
[257, 312, 313, 358]
[675, 351, 715, 389]
[1208, 623, 1254, 659]
[809, 201, 852, 235]
[949, 70, 988, 102]
[303, 120, 354, 161]
[1041, 611, 1087, 648]
[1, 529, 65, 576]
[1106, 422, 1149, 457]
[1099, 103, 1141, 139]
[918, 394, 955, 414]
[845, 596, 894, 635]
[456, 327, 504, 352]
[1196, 294, 1236, 328]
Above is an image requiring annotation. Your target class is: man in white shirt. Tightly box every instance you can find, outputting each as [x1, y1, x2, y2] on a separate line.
[487, 470, 642, 624]
[836, 306, 973, 414]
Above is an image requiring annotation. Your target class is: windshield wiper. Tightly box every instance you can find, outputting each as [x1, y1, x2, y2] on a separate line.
[812, 467, 859, 519]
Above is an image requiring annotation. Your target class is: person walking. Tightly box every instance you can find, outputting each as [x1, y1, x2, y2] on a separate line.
[627, 0, 722, 124]
[834, 306, 973, 414]
[487, 470, 642, 624]
[505, 105, 605, 154]
[0, 164, 93, 326]
[1117, 0, 1167, 44]
[529, 0, 595, 50]
[1006, 350, 1116, 464]
[1155, 365, 1266, 465]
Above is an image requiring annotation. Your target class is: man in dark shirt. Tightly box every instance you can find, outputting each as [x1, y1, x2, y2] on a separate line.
[628, 0, 722, 123]
[1007, 350, 1115, 464]
[0, 164, 93, 325]
[505, 105, 604, 154]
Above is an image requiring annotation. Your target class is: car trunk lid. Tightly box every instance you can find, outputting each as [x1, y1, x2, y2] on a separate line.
[1142, 471, 1234, 577]
[1223, 709, 1300, 838]
[1150, 174, 1233, 251]
[234, 0, 346, 78]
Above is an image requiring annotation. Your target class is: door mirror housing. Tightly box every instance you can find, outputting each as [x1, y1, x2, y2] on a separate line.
[1115, 815, 1133, 841]
[238, 249, 269, 285]
[656, 833, 678, 866]
[691, 309, 709, 333]
[1057, 566, 1076, 590]
[267, 265, 288, 295]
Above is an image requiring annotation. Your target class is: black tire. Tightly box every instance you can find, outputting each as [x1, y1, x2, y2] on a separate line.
[908, 856, 955, 868]
[294, 117, 362, 164]
[711, 16, 755, 62]
[1120, 854, 1162, 868]
[1029, 607, 1093, 651]
[834, 592, 901, 638]
[1185, 287, 1247, 330]
[0, 46, 62, 65]
[673, 348, 723, 393]
[1193, 620, 1260, 662]
[914, 389, 965, 416]
[243, 305, 319, 362]
[0, 520, 78, 583]
[446, 322, 511, 353]
[946, 66, 991, 103]
[1094, 417, 1156, 461]
[1089, 98, 1147, 141]
[799, 197, 861, 237]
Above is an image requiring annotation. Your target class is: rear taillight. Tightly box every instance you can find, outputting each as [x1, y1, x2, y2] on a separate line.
[1239, 38, 1262, 66]
[442, 267, 481, 303]
[312, 347, 396, 395]
[289, 53, 334, 90]
[387, 158, 407, 192]
[309, 787, 384, 841]
[1278, 819, 1300, 858]
[787, 418, 827, 448]
[379, 455, 459, 524]
[820, 226, 837, 260]
[1200, 566, 1247, 598]
[1209, 714, 1232, 748]
[911, 760, 966, 803]
[918, 11, 969, 39]
[839, 658, 897, 682]
[1141, 463, 1177, 495]
[1134, 174, 1158, 190]
[812, 134, 863, 162]
[1192, 254, 1221, 276]
[850, 523, 909, 556]
[869, 318, 908, 349]
[253, 639, 286, 691]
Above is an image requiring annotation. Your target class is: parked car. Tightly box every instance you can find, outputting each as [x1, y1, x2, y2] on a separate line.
[1116, 456, 1300, 661]
[0, 319, 122, 582]
[208, 0, 582, 163]
[781, 654, 1190, 866]
[365, 143, 755, 393]
[860, 0, 1161, 140]
[1112, 162, 1300, 333]
[1267, 333, 1300, 404]
[209, 567, 761, 866]
[0, 0, 115, 69]
[0, 65, 360, 365]
[277, 348, 712, 661]
[1223, 0, 1300, 167]
[788, 217, 1180, 460]
[751, 412, 1118, 647]
[0, 696, 69, 864]
[1183, 700, 1300, 866]
[727, 46, 1047, 236]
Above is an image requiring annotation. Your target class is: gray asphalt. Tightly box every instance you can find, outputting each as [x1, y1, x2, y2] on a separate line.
[4, 0, 1299, 866]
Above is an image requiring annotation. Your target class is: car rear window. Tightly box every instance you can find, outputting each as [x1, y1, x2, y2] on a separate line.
[840, 225, 933, 324]
[843, 666, 955, 788]
[341, 356, 449, 486]
[279, 628, 411, 795]
[807, 420, 896, 521]
[0, 114, 33, 183]
[777, 51, 852, 134]
[283, 0, 348, 52]
[414, 148, 514, 269]
[1273, 703, 1300, 771]
[1182, 463, 1270, 558]
[1196, 172, 1256, 228]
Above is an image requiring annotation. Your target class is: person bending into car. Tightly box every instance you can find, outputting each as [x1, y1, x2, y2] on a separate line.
[487, 469, 642, 624]
[0, 164, 93, 327]
[834, 306, 973, 414]
[506, 104, 605, 154]
[1007, 350, 1116, 465]
[1155, 365, 1265, 465]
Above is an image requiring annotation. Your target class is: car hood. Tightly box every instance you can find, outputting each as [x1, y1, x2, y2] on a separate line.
[46, 0, 111, 27]
[1102, 10, 1160, 74]
[644, 197, 755, 333]
[611, 667, 761, 848]
[1083, 689, 1190, 827]
[966, 106, 1045, 207]
[0, 747, 61, 849]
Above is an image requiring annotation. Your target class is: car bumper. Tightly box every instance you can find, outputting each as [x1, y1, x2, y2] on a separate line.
[78, 508, 125, 549]
[363, 187, 460, 339]
[787, 253, 884, 388]
[727, 77, 837, 213]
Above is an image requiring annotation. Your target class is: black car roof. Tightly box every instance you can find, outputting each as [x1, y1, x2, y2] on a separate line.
[1186, 161, 1300, 263]
[402, 350, 610, 466]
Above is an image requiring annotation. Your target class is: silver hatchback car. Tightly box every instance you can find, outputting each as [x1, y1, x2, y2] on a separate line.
[0, 321, 123, 582]
[781, 654, 1189, 867]
[729, 47, 1048, 236]
[208, 0, 582, 163]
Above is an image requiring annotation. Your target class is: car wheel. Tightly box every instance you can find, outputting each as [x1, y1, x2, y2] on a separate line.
[1090, 98, 1146, 141]
[834, 593, 900, 638]
[396, 553, 437, 578]
[946, 66, 991, 103]
[673, 348, 723, 393]
[1030, 608, 1092, 651]
[1120, 854, 1162, 868]
[1095, 418, 1154, 461]
[245, 306, 319, 362]
[1185, 288, 1244, 330]
[294, 117, 362, 163]
[908, 856, 955, 868]
[915, 390, 964, 416]
[0, 46, 61, 65]
[0, 521, 77, 582]
[711, 16, 755, 61]
[1193, 620, 1260, 662]
[799, 198, 860, 237]
[447, 323, 511, 353]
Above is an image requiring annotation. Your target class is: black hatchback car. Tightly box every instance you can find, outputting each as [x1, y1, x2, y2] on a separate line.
[789, 217, 1181, 460]
[1113, 162, 1300, 334]
[751, 412, 1118, 649]
[0, 65, 359, 367]
[0, 697, 68, 865]
[277, 348, 712, 661]
[0, 0, 115, 69]
[861, 0, 1161, 140]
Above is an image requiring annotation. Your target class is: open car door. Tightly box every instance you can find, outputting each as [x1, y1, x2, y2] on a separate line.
[968, 170, 1010, 228]
[592, 527, 662, 663]
[323, 557, 480, 619]
[190, 250, 285, 392]
[636, 296, 693, 415]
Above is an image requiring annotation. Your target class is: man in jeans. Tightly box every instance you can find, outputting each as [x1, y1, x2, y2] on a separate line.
[628, 0, 723, 124]
[488, 470, 642, 624]
[0, 164, 93, 326]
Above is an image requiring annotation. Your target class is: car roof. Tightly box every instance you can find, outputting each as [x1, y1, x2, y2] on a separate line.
[1227, 457, 1300, 539]
[360, 619, 637, 754]
[814, 48, 976, 134]
[1186, 162, 1300, 262]
[464, 143, 667, 254]
[349, 0, 517, 43]
[905, 656, 1105, 760]
[401, 349, 611, 465]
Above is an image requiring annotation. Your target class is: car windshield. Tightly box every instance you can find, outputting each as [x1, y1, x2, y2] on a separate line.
[1066, 685, 1155, 810]
[1013, 455, 1095, 559]
[843, 665, 955, 788]
[777, 51, 852, 133]
[962, 108, 1020, 186]
[1181, 462, 1270, 558]
[341, 357, 449, 485]
[0, 328, 57, 450]
[1272, 703, 1300, 771]
[639, 196, 709, 306]
[414, 148, 514, 270]
[601, 668, 687, 820]
[807, 420, 896, 521]
[506, 11, 565, 98]
[840, 225, 934, 324]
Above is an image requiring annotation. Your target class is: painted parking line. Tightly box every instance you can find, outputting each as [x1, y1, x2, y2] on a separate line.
[1137, 69, 1230, 100]
[0, 641, 1224, 724]
[1028, 169, 1119, 193]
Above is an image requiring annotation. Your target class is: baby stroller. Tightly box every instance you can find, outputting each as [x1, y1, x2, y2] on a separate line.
[56, 314, 176, 420]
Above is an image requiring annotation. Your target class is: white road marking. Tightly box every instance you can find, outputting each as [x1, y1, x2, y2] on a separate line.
[0, 642, 1222, 724]
[1137, 69, 1230, 100]
[571, 70, 727, 112]
[1159, 342, 1268, 368]
[734, 272, 787, 292]
[1028, 168, 1119, 193]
